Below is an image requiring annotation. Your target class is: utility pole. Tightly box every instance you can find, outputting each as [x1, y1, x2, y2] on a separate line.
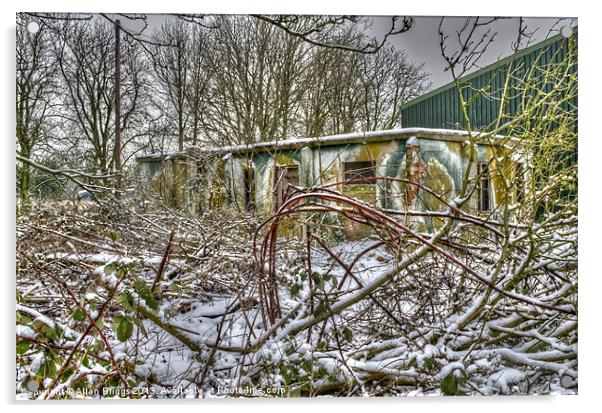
[114, 19, 122, 195]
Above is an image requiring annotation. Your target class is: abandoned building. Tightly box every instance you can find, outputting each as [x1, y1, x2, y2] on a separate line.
[136, 128, 524, 236]
[134, 32, 579, 235]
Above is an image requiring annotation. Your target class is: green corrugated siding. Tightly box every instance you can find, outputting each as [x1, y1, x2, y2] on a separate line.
[400, 33, 577, 131]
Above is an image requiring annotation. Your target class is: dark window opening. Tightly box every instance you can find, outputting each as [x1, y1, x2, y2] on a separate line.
[343, 161, 376, 183]
[477, 163, 491, 211]
[274, 165, 299, 209]
[243, 168, 255, 212]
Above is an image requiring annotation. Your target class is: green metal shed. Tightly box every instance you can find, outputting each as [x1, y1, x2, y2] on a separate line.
[400, 31, 577, 132]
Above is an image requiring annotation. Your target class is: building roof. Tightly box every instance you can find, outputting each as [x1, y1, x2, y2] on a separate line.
[136, 127, 514, 162]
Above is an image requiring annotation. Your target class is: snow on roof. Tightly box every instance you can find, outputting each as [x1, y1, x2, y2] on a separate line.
[137, 128, 515, 162]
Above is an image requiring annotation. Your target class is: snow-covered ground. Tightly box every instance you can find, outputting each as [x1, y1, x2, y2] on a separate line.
[16, 207, 577, 398]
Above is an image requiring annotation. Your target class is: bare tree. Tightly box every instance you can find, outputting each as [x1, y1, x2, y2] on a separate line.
[202, 16, 308, 145]
[185, 26, 213, 147]
[152, 21, 192, 152]
[16, 14, 57, 204]
[55, 19, 148, 177]
[300, 36, 428, 136]
[358, 46, 429, 130]
[252, 15, 414, 54]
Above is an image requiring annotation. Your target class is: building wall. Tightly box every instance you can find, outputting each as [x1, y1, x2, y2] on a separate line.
[207, 137, 511, 235]
[137, 157, 190, 209]
[400, 32, 577, 132]
[138, 132, 518, 237]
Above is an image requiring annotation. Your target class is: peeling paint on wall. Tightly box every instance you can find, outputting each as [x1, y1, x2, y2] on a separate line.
[137, 129, 519, 236]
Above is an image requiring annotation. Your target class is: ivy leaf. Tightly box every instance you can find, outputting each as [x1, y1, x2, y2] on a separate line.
[290, 283, 302, 297]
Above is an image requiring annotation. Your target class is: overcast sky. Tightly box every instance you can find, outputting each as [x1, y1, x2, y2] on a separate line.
[373, 16, 576, 89]
[112, 14, 577, 91]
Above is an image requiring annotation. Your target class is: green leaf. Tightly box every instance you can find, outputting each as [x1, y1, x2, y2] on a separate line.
[117, 291, 136, 312]
[104, 263, 116, 275]
[290, 283, 302, 297]
[441, 372, 464, 396]
[341, 326, 353, 342]
[16, 313, 32, 325]
[133, 280, 147, 291]
[312, 273, 325, 290]
[42, 325, 57, 341]
[300, 270, 308, 281]
[317, 366, 328, 377]
[140, 290, 159, 311]
[106, 229, 120, 242]
[313, 300, 329, 319]
[16, 340, 31, 355]
[72, 309, 85, 321]
[116, 317, 133, 342]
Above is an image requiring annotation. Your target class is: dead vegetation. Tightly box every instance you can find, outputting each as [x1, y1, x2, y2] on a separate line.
[16, 170, 577, 398]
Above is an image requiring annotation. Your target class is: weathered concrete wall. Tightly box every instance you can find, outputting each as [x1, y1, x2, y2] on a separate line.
[137, 131, 518, 236]
[137, 157, 189, 209]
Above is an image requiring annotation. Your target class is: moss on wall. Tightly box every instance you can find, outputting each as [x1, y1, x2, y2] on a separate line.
[137, 133, 518, 237]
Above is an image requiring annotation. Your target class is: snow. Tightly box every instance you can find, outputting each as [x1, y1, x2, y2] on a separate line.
[488, 368, 526, 394]
[16, 213, 577, 398]
[29, 353, 45, 374]
[137, 127, 516, 161]
[17, 304, 56, 329]
[16, 325, 37, 340]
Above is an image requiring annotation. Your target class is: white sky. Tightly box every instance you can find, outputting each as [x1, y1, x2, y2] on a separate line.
[372, 16, 576, 89]
[110, 14, 576, 92]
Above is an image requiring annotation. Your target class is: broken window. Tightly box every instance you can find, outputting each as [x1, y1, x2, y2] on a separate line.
[274, 165, 299, 209]
[477, 162, 491, 211]
[343, 161, 376, 183]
